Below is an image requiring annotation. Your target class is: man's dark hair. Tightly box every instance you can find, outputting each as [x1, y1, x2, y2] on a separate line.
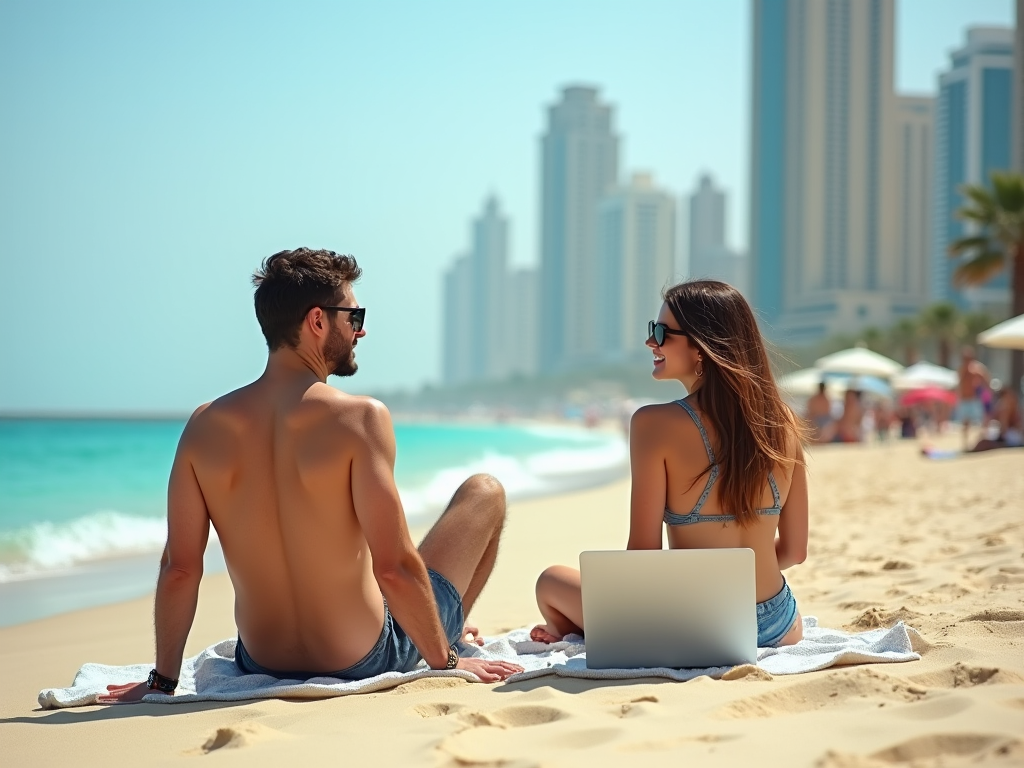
[252, 248, 362, 350]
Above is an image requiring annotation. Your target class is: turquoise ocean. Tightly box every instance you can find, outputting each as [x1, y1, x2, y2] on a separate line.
[0, 419, 626, 625]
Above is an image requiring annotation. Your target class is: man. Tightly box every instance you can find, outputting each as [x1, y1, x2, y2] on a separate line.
[102, 249, 522, 701]
[955, 346, 991, 451]
[805, 381, 833, 443]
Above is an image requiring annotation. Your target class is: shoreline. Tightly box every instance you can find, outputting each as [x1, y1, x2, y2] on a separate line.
[3, 442, 1023, 767]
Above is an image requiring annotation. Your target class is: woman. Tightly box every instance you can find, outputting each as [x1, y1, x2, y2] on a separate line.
[533, 280, 809, 649]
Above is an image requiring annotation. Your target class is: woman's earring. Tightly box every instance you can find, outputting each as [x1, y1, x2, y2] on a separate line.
[695, 358, 704, 378]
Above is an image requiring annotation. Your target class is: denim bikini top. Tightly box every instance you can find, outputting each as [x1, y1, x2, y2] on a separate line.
[663, 399, 782, 526]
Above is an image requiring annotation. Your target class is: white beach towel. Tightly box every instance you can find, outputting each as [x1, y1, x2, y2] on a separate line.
[38, 617, 921, 708]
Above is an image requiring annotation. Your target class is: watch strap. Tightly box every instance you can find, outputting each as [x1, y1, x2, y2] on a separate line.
[445, 645, 459, 670]
[147, 668, 178, 693]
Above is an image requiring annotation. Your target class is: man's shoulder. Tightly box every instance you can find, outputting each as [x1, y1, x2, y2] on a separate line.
[303, 385, 392, 435]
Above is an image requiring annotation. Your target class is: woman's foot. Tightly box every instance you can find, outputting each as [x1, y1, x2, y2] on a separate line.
[529, 624, 564, 643]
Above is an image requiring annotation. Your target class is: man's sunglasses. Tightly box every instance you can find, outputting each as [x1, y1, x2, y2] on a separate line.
[648, 320, 687, 346]
[319, 306, 366, 332]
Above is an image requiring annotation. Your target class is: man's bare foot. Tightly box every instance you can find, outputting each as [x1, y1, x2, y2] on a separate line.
[530, 624, 564, 643]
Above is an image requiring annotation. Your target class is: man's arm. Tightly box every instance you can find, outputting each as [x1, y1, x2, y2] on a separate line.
[100, 408, 211, 702]
[350, 400, 452, 670]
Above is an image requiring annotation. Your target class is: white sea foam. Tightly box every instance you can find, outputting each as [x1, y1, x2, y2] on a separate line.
[399, 437, 629, 522]
[0, 511, 169, 582]
[0, 434, 628, 582]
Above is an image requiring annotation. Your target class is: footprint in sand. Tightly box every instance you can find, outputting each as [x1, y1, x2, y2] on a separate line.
[845, 607, 926, 631]
[454, 704, 569, 729]
[817, 735, 1021, 767]
[608, 695, 660, 718]
[715, 668, 927, 719]
[412, 702, 466, 718]
[881, 560, 914, 571]
[962, 608, 1024, 622]
[438, 706, 614, 765]
[910, 662, 1024, 689]
[871, 733, 1021, 764]
[191, 722, 285, 754]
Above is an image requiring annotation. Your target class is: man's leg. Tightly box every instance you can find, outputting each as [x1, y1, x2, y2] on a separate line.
[418, 473, 506, 617]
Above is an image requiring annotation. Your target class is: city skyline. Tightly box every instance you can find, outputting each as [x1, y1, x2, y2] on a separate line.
[0, 1, 1015, 412]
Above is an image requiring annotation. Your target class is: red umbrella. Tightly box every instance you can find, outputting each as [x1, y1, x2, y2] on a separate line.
[899, 386, 957, 407]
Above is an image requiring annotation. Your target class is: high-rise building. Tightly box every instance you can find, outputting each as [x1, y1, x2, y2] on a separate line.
[470, 196, 509, 380]
[504, 268, 539, 378]
[895, 96, 934, 301]
[1016, 0, 1024, 172]
[539, 86, 620, 372]
[441, 196, 511, 385]
[442, 254, 473, 385]
[687, 173, 748, 296]
[597, 173, 677, 362]
[931, 27, 1014, 313]
[749, 0, 926, 344]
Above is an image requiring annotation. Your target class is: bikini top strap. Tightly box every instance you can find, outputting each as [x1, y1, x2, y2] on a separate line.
[674, 399, 716, 464]
[673, 399, 719, 515]
[767, 471, 781, 507]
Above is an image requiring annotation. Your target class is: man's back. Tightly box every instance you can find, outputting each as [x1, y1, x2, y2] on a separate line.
[185, 379, 386, 673]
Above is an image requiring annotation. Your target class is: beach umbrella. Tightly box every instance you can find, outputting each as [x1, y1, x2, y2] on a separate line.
[777, 367, 830, 397]
[891, 361, 959, 391]
[815, 347, 904, 379]
[977, 314, 1024, 351]
[899, 386, 957, 408]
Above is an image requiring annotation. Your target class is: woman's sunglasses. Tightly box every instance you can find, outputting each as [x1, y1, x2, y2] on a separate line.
[648, 320, 687, 346]
[319, 306, 366, 332]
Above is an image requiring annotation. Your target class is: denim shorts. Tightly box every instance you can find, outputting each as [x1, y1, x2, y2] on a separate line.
[756, 577, 799, 648]
[234, 569, 465, 680]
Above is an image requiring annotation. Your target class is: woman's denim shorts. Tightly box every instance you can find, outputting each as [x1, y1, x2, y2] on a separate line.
[756, 577, 799, 648]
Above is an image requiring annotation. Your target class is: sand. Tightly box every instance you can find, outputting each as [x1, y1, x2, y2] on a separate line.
[2, 441, 1023, 767]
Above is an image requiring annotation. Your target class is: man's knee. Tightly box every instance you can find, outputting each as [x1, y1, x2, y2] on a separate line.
[459, 473, 506, 511]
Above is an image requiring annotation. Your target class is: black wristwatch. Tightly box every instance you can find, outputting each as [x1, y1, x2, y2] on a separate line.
[445, 645, 459, 669]
[146, 668, 178, 694]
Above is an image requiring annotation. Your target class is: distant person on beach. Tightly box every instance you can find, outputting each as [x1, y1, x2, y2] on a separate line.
[834, 389, 863, 443]
[530, 280, 808, 649]
[101, 249, 521, 702]
[969, 386, 1023, 452]
[955, 346, 991, 451]
[806, 381, 833, 442]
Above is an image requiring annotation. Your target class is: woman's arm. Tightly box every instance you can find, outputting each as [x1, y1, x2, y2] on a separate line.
[776, 445, 808, 569]
[627, 406, 667, 550]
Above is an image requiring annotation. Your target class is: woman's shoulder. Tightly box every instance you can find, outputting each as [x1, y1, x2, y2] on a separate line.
[630, 399, 706, 447]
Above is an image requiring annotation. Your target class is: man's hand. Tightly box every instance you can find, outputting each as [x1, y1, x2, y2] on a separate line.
[97, 682, 168, 704]
[456, 657, 523, 683]
[461, 621, 485, 646]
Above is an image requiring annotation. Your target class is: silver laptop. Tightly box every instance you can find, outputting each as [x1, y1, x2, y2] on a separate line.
[579, 549, 757, 669]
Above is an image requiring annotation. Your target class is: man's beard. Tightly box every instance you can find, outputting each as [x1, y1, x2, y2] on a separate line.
[324, 324, 358, 377]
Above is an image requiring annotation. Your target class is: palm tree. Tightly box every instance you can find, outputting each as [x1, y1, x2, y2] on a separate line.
[949, 171, 1024, 387]
[919, 302, 961, 369]
[887, 317, 920, 366]
[859, 326, 886, 355]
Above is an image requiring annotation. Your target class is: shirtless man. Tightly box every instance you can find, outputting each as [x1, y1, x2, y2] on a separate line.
[101, 249, 522, 701]
[955, 346, 990, 451]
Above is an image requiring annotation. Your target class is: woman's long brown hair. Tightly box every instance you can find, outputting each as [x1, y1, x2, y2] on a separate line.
[663, 280, 805, 526]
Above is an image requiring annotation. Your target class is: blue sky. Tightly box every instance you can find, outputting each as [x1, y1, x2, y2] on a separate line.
[0, 0, 1014, 413]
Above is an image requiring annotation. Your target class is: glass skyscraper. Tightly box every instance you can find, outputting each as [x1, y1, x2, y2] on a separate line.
[932, 27, 1014, 313]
